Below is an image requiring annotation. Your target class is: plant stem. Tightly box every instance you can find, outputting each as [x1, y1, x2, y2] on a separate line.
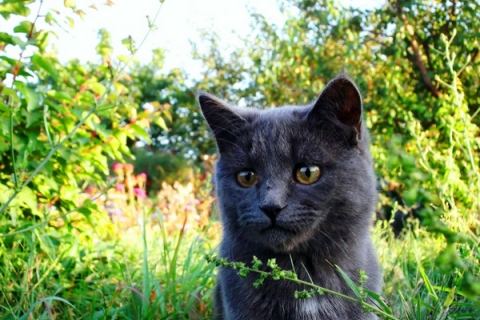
[217, 261, 398, 320]
[9, 106, 19, 191]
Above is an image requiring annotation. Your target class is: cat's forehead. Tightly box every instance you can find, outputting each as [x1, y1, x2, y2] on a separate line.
[243, 105, 317, 161]
[255, 105, 310, 122]
[243, 105, 310, 134]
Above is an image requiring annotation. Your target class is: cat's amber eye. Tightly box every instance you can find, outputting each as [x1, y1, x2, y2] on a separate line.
[295, 165, 321, 185]
[236, 170, 258, 188]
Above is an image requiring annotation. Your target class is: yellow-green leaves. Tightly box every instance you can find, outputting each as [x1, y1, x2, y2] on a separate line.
[0, 1, 32, 19]
[15, 81, 39, 112]
[64, 0, 76, 8]
[32, 54, 59, 80]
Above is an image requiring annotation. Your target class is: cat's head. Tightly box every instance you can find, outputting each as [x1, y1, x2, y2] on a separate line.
[198, 75, 376, 253]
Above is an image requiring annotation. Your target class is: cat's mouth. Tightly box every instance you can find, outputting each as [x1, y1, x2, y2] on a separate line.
[260, 224, 296, 235]
[256, 224, 301, 252]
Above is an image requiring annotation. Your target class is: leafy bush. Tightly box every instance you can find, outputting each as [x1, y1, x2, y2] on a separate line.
[0, 2, 172, 228]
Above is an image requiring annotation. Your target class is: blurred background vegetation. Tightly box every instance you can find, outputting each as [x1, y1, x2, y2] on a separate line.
[0, 0, 478, 319]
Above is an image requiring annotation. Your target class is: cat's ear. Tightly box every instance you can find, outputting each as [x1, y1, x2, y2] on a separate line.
[198, 92, 247, 152]
[308, 75, 363, 141]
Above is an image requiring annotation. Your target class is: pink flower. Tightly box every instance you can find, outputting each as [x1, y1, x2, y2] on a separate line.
[84, 186, 96, 195]
[133, 187, 147, 199]
[136, 172, 147, 181]
[112, 163, 123, 171]
[183, 205, 195, 212]
[115, 183, 125, 192]
[124, 163, 134, 174]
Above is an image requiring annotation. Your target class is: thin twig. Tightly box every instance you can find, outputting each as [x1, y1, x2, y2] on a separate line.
[9, 103, 19, 191]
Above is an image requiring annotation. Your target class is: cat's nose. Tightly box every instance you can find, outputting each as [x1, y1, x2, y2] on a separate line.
[260, 204, 286, 221]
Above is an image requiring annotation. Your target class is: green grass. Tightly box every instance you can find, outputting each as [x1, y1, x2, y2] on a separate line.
[0, 208, 217, 320]
[0, 206, 478, 319]
[374, 220, 479, 320]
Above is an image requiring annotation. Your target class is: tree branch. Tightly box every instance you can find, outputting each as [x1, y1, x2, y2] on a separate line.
[396, 0, 441, 98]
[405, 23, 441, 98]
[442, 0, 457, 36]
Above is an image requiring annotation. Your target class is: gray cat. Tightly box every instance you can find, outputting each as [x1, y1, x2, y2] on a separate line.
[198, 75, 382, 320]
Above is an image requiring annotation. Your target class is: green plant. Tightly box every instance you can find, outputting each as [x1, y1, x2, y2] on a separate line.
[0, 0, 172, 225]
[205, 254, 397, 319]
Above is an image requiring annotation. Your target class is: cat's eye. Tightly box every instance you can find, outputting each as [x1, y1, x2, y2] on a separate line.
[295, 165, 321, 185]
[236, 170, 258, 188]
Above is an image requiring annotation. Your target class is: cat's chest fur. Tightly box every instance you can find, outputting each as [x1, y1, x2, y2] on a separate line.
[218, 271, 368, 320]
[215, 240, 380, 320]
[199, 75, 382, 320]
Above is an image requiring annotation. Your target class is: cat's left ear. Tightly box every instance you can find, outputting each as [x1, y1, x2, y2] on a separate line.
[308, 75, 363, 141]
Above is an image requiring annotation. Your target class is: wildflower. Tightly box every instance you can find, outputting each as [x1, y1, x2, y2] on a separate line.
[133, 187, 147, 199]
[84, 185, 96, 195]
[183, 205, 195, 212]
[124, 163, 134, 174]
[115, 183, 125, 192]
[111, 162, 123, 171]
[136, 172, 147, 181]
[111, 163, 124, 178]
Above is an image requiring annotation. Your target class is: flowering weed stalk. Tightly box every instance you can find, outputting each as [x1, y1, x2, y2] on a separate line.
[205, 254, 398, 320]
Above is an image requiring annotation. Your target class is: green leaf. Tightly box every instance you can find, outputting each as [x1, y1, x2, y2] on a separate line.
[0, 32, 21, 47]
[66, 16, 75, 28]
[0, 139, 9, 153]
[11, 133, 27, 152]
[130, 124, 151, 142]
[417, 258, 439, 303]
[17, 187, 37, 211]
[0, 184, 15, 206]
[444, 286, 456, 308]
[365, 290, 392, 314]
[153, 116, 169, 132]
[87, 82, 106, 96]
[19, 296, 75, 320]
[45, 12, 56, 25]
[15, 81, 40, 111]
[57, 147, 72, 162]
[335, 265, 362, 299]
[162, 108, 172, 122]
[0, 55, 20, 66]
[0, 2, 31, 18]
[64, 0, 76, 8]
[48, 90, 73, 103]
[77, 207, 92, 217]
[25, 110, 42, 128]
[13, 21, 33, 34]
[32, 54, 59, 79]
[403, 188, 418, 206]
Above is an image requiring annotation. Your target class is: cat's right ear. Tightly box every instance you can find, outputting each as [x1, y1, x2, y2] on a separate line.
[198, 92, 246, 152]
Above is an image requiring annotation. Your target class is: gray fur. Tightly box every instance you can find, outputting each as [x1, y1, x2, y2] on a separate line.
[198, 75, 382, 320]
